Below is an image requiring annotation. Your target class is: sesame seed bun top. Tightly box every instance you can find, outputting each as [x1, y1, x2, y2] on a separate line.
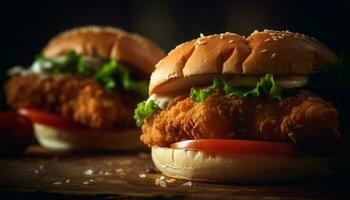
[149, 30, 338, 95]
[43, 25, 165, 75]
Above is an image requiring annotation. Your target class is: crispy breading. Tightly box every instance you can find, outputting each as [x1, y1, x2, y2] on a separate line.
[4, 74, 137, 128]
[141, 91, 339, 147]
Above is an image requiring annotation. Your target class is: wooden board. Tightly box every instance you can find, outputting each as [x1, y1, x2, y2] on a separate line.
[0, 146, 349, 200]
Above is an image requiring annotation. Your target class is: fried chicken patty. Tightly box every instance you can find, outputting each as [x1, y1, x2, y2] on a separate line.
[141, 91, 340, 147]
[4, 74, 137, 128]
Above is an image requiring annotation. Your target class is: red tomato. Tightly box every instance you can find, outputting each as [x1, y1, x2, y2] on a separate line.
[0, 112, 34, 154]
[18, 108, 85, 129]
[170, 139, 298, 156]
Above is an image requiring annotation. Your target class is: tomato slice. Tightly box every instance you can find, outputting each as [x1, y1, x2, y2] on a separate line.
[18, 108, 86, 130]
[171, 139, 298, 156]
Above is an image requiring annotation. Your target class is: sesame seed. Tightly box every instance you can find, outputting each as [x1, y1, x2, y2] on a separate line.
[220, 33, 224, 39]
[229, 40, 234, 43]
[34, 170, 39, 174]
[65, 179, 70, 184]
[271, 53, 277, 58]
[200, 33, 205, 38]
[160, 176, 165, 180]
[260, 49, 268, 53]
[264, 38, 271, 42]
[104, 172, 112, 176]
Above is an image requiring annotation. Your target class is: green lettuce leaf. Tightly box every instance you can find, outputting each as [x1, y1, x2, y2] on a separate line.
[34, 51, 148, 98]
[34, 51, 87, 75]
[190, 74, 282, 103]
[225, 74, 282, 99]
[94, 60, 148, 98]
[190, 78, 224, 102]
[134, 100, 160, 126]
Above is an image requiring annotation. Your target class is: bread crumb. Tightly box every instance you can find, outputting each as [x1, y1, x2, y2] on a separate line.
[115, 168, 124, 173]
[116, 168, 125, 176]
[183, 181, 192, 187]
[155, 177, 167, 187]
[53, 181, 62, 185]
[165, 178, 176, 183]
[104, 172, 112, 176]
[83, 169, 94, 176]
[83, 181, 90, 185]
[159, 180, 167, 187]
[139, 173, 146, 178]
[271, 53, 277, 58]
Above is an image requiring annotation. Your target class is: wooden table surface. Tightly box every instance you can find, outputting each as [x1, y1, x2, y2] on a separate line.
[0, 146, 349, 200]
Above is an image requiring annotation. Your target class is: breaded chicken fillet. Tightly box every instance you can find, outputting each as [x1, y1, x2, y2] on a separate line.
[141, 91, 339, 147]
[5, 74, 135, 128]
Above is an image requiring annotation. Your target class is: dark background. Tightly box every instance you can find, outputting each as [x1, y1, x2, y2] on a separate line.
[0, 0, 349, 110]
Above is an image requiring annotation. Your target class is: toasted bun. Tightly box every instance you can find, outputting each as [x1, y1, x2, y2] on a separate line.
[34, 123, 146, 151]
[152, 147, 334, 183]
[43, 25, 165, 75]
[150, 30, 338, 94]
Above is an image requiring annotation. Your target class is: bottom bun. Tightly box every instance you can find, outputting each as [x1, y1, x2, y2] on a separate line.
[152, 147, 334, 183]
[34, 123, 146, 151]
